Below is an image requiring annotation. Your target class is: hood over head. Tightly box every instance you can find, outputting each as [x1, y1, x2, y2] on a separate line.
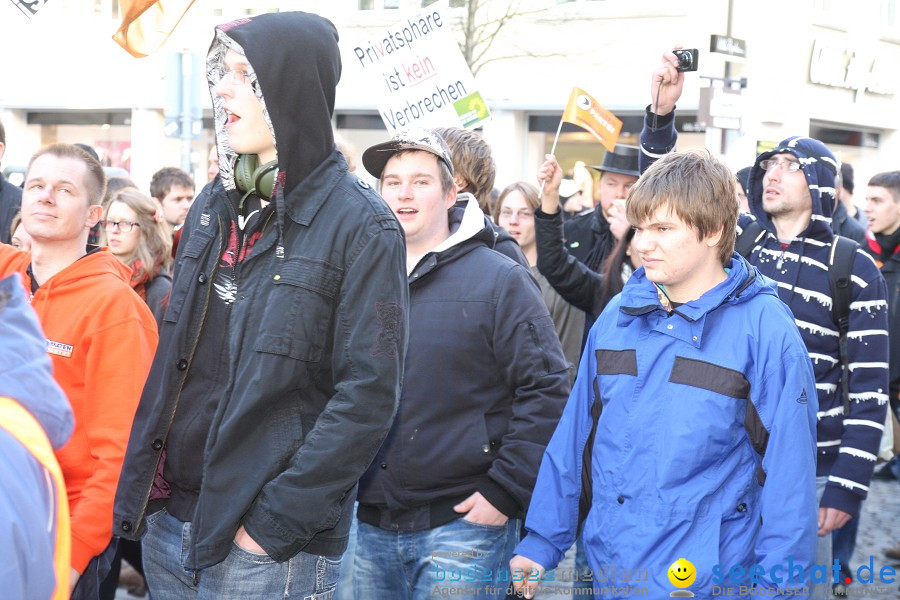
[208, 12, 341, 196]
[0, 274, 73, 450]
[748, 136, 838, 239]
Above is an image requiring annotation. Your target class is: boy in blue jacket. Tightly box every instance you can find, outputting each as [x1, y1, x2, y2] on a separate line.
[512, 150, 818, 599]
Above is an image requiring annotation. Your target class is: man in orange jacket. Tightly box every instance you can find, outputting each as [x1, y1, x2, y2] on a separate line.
[0, 143, 158, 599]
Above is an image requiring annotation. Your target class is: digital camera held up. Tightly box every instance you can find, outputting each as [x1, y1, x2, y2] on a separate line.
[673, 48, 699, 72]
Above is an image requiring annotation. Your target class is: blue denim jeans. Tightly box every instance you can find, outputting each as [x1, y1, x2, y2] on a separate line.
[142, 508, 340, 599]
[333, 506, 358, 600]
[573, 532, 594, 599]
[354, 517, 520, 600]
[832, 514, 859, 583]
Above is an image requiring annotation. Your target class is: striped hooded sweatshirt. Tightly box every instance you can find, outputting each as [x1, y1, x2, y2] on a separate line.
[642, 123, 889, 517]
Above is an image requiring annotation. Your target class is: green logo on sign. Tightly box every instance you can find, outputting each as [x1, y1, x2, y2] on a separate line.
[454, 92, 490, 128]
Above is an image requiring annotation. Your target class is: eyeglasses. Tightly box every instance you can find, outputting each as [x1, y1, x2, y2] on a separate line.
[103, 220, 140, 233]
[214, 68, 252, 87]
[759, 158, 802, 173]
[498, 209, 534, 220]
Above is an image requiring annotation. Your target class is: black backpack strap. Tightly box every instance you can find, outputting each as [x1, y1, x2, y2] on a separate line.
[735, 220, 766, 259]
[829, 235, 859, 417]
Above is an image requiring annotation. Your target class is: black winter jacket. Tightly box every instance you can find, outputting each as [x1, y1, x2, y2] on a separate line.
[357, 199, 569, 531]
[534, 209, 604, 318]
[113, 12, 408, 570]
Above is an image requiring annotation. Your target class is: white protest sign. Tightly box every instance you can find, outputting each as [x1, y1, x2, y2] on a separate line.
[349, 4, 490, 134]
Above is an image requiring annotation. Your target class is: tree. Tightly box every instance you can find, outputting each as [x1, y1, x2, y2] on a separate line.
[436, 0, 560, 76]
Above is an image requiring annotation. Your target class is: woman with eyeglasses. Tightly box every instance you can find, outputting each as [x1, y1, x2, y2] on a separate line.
[103, 188, 173, 325]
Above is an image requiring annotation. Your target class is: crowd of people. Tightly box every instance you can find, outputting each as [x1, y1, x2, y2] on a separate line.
[0, 9, 898, 600]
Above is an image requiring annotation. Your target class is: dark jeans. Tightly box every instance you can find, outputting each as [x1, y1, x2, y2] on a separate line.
[832, 515, 860, 582]
[99, 538, 145, 600]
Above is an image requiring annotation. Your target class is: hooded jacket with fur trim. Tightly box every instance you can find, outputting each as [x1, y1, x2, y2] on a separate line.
[641, 120, 889, 517]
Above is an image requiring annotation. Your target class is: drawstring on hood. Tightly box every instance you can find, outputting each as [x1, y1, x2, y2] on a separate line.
[207, 12, 342, 258]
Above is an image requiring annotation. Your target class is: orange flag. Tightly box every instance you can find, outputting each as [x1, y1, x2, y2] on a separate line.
[561, 87, 623, 152]
[113, 0, 195, 58]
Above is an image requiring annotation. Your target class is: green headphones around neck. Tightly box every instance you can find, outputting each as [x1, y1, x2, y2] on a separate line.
[235, 154, 278, 204]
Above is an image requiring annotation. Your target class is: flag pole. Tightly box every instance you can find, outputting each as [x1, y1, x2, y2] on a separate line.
[540, 118, 564, 199]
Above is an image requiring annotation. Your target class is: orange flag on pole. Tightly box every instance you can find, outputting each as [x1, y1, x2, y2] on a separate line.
[560, 87, 623, 152]
[113, 0, 195, 58]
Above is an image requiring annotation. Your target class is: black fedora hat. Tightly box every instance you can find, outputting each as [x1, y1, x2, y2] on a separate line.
[588, 144, 640, 178]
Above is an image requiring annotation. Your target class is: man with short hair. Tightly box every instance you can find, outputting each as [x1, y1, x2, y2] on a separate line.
[512, 150, 819, 598]
[864, 171, 900, 405]
[0, 120, 22, 245]
[638, 50, 889, 595]
[149, 166, 195, 233]
[0, 143, 159, 598]
[114, 12, 408, 599]
[354, 129, 569, 599]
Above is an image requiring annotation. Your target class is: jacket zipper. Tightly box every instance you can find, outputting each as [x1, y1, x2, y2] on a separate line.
[135, 211, 224, 569]
[528, 322, 551, 373]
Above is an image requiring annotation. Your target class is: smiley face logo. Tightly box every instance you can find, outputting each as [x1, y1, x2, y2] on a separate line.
[668, 558, 696, 589]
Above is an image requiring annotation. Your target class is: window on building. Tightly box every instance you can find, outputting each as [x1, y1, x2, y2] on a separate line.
[359, 0, 375, 8]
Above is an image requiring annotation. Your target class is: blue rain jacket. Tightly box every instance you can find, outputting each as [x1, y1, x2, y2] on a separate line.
[516, 255, 819, 599]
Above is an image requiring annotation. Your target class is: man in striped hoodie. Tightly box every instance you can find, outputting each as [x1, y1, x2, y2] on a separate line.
[641, 50, 889, 594]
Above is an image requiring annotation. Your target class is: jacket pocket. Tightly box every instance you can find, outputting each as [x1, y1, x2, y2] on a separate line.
[254, 257, 343, 362]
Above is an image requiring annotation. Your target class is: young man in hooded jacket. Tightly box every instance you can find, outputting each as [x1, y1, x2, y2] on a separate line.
[353, 129, 569, 600]
[638, 51, 889, 595]
[512, 150, 819, 599]
[112, 12, 408, 599]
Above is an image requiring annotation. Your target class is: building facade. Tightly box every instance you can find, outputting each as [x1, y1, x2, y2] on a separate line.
[1, 0, 897, 209]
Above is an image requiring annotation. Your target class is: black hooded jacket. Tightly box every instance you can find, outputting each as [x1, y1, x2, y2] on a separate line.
[113, 12, 408, 568]
[357, 199, 569, 530]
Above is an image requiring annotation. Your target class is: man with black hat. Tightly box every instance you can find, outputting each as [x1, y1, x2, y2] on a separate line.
[545, 145, 640, 269]
[532, 146, 639, 344]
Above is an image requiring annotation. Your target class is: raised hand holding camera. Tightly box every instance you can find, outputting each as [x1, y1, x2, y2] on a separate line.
[673, 48, 699, 72]
[650, 49, 686, 117]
